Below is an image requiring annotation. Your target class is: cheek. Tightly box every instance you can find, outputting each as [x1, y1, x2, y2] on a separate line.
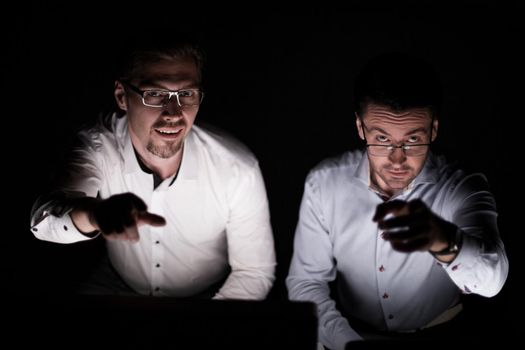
[129, 113, 153, 135]
[182, 110, 198, 130]
[185, 110, 198, 123]
[406, 158, 425, 171]
[368, 157, 387, 171]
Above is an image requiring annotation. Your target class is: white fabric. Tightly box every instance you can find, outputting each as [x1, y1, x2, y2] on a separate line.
[31, 113, 276, 300]
[287, 149, 508, 349]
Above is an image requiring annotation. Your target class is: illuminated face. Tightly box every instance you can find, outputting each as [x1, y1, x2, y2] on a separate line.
[114, 58, 201, 161]
[356, 104, 438, 197]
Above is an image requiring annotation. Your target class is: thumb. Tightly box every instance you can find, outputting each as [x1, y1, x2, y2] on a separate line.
[137, 211, 167, 227]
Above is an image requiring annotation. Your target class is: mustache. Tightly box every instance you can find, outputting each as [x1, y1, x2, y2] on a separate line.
[152, 121, 184, 129]
[383, 164, 411, 171]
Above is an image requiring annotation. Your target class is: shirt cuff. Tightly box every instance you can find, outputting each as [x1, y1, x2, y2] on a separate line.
[31, 211, 99, 243]
[442, 234, 478, 272]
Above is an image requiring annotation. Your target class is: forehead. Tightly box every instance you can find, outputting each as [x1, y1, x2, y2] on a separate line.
[362, 105, 433, 130]
[134, 58, 199, 85]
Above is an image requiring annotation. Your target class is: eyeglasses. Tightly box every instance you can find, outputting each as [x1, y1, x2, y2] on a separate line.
[359, 118, 432, 157]
[122, 81, 204, 108]
[366, 143, 430, 156]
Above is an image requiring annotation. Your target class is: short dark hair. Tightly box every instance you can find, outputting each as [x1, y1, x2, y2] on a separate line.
[116, 33, 205, 84]
[354, 52, 442, 118]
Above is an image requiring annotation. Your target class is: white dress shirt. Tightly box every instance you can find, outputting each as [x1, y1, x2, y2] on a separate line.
[31, 113, 276, 300]
[286, 149, 508, 350]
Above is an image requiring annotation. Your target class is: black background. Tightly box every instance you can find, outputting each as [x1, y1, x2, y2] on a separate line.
[6, 1, 523, 339]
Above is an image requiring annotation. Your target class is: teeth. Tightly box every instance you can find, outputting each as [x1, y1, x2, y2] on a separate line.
[156, 129, 179, 134]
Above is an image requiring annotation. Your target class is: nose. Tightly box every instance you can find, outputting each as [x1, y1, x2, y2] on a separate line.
[162, 97, 183, 116]
[388, 147, 407, 164]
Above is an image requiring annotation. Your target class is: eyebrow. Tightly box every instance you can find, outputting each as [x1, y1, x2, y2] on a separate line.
[140, 75, 200, 88]
[367, 126, 390, 135]
[367, 126, 428, 136]
[404, 127, 429, 135]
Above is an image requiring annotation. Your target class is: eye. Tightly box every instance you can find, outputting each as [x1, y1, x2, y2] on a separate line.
[145, 90, 168, 98]
[407, 135, 420, 143]
[376, 135, 389, 143]
[178, 90, 194, 97]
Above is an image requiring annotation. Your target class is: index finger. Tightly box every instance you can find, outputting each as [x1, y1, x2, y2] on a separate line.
[373, 200, 408, 222]
[137, 212, 167, 227]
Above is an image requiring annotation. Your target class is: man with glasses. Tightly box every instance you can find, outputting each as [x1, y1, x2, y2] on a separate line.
[30, 36, 276, 300]
[287, 53, 508, 349]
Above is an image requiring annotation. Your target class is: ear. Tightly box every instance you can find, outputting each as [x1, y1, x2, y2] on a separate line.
[431, 118, 439, 142]
[114, 81, 128, 111]
[355, 113, 365, 140]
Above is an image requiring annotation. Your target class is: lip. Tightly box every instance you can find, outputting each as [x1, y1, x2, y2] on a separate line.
[154, 127, 184, 140]
[388, 170, 409, 177]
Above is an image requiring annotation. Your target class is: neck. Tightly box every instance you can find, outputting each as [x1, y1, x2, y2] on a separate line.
[369, 173, 401, 200]
[136, 146, 183, 180]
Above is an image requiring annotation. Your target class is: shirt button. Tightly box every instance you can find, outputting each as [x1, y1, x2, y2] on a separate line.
[63, 225, 68, 231]
[388, 314, 394, 319]
[32, 227, 38, 232]
[155, 287, 160, 292]
[379, 265, 385, 272]
[155, 241, 160, 244]
[156, 263, 160, 268]
[382, 293, 389, 299]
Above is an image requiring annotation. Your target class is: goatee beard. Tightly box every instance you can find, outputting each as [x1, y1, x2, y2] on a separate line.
[147, 140, 182, 159]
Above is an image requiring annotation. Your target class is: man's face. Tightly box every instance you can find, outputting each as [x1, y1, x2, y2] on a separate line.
[356, 104, 438, 197]
[114, 58, 201, 160]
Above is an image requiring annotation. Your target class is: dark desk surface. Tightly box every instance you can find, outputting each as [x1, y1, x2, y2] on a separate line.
[6, 295, 318, 349]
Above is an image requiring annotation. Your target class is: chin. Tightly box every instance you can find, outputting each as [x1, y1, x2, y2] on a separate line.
[147, 143, 182, 159]
[386, 179, 410, 190]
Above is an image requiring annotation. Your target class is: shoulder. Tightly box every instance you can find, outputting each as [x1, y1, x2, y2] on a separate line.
[189, 122, 259, 169]
[307, 149, 364, 184]
[74, 113, 123, 155]
[430, 154, 491, 196]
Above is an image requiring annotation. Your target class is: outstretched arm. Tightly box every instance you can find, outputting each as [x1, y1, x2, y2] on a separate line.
[31, 123, 165, 244]
[70, 193, 165, 242]
[374, 198, 463, 263]
[31, 130, 104, 243]
[375, 173, 508, 297]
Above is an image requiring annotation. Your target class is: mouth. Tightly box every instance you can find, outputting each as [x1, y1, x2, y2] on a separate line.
[387, 169, 410, 178]
[154, 126, 184, 140]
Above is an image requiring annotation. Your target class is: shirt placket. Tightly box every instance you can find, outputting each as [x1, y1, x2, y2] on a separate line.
[376, 219, 395, 328]
[150, 189, 166, 296]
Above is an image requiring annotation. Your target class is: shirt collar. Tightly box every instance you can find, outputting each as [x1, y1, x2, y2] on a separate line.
[116, 115, 141, 175]
[414, 151, 439, 185]
[178, 130, 198, 180]
[354, 149, 370, 185]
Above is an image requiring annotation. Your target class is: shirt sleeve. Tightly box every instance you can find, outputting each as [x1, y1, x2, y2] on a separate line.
[286, 172, 362, 350]
[440, 172, 509, 297]
[30, 129, 103, 243]
[213, 162, 276, 300]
